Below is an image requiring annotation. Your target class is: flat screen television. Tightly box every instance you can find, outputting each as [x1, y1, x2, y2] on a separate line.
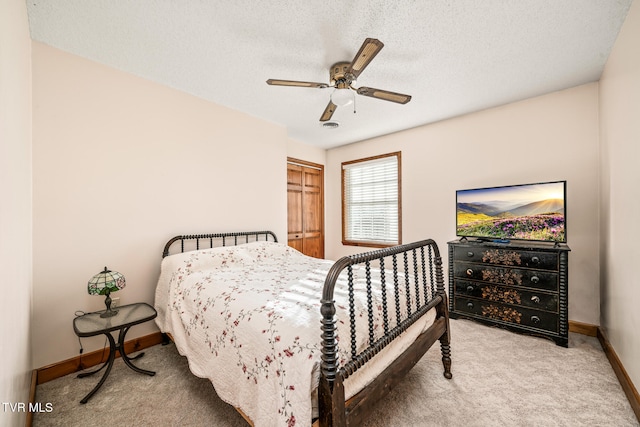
[456, 181, 566, 243]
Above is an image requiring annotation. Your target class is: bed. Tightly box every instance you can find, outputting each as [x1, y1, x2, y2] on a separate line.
[155, 231, 452, 427]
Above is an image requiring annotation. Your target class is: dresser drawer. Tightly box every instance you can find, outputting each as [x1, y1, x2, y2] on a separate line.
[454, 298, 558, 333]
[453, 263, 558, 291]
[453, 246, 558, 271]
[455, 279, 558, 312]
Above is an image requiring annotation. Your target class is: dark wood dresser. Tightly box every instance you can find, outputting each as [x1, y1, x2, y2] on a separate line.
[448, 239, 570, 347]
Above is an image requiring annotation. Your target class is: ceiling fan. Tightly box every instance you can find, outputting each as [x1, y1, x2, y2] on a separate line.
[266, 38, 412, 122]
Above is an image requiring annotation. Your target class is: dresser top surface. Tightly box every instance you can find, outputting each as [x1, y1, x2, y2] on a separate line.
[448, 239, 570, 252]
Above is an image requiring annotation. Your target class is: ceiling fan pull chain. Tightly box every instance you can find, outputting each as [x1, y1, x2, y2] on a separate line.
[353, 95, 357, 115]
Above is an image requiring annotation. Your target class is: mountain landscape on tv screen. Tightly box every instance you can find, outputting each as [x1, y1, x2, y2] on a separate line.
[457, 198, 565, 242]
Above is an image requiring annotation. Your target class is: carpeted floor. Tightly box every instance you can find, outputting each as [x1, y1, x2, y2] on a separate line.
[33, 318, 639, 426]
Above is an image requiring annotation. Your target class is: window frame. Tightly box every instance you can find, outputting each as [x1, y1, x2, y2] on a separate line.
[341, 151, 402, 248]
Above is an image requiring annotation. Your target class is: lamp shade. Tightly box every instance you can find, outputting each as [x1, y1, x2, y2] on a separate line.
[88, 267, 126, 296]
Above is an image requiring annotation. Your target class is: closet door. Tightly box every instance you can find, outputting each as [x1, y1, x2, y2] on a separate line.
[287, 159, 324, 259]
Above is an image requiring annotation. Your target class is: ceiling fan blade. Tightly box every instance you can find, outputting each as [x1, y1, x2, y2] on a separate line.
[266, 79, 329, 88]
[319, 101, 337, 122]
[347, 38, 384, 79]
[356, 87, 412, 104]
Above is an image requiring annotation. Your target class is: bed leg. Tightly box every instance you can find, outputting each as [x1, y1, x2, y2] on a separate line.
[317, 375, 346, 427]
[161, 333, 172, 346]
[437, 294, 453, 379]
[440, 335, 453, 379]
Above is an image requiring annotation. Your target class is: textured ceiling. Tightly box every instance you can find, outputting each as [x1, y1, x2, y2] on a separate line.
[26, 1, 633, 149]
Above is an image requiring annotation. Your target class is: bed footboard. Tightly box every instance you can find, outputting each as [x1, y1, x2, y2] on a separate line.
[318, 239, 452, 426]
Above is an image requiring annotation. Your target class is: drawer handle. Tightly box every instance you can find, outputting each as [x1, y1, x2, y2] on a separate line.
[531, 276, 540, 284]
[466, 285, 474, 292]
[531, 296, 540, 304]
[467, 251, 474, 257]
[466, 268, 473, 276]
[531, 256, 540, 264]
[467, 302, 474, 309]
[531, 315, 541, 324]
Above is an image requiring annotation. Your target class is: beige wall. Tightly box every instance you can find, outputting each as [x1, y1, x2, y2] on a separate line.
[599, 0, 640, 394]
[326, 83, 601, 325]
[0, 0, 33, 423]
[31, 43, 288, 368]
[287, 137, 326, 166]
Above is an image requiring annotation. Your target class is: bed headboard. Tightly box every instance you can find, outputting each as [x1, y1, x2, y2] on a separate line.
[162, 230, 278, 258]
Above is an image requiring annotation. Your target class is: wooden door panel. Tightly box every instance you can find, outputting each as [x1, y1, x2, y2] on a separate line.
[287, 235, 304, 253]
[287, 160, 324, 259]
[303, 169, 321, 188]
[303, 234, 323, 259]
[287, 190, 303, 235]
[288, 164, 303, 186]
[304, 190, 322, 233]
[303, 167, 322, 237]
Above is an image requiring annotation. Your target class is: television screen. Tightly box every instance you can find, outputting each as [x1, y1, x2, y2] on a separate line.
[456, 181, 566, 243]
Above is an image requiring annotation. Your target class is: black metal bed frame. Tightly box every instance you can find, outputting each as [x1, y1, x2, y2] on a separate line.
[161, 231, 452, 427]
[162, 230, 277, 258]
[318, 238, 452, 426]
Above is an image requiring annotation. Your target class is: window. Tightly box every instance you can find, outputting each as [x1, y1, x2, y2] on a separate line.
[342, 152, 401, 247]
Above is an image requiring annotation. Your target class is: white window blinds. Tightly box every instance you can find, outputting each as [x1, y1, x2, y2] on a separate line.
[342, 153, 400, 246]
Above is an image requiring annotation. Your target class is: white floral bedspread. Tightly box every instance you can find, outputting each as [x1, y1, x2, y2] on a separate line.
[154, 241, 432, 427]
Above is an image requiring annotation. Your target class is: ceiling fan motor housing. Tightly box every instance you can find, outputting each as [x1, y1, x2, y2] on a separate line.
[330, 62, 355, 88]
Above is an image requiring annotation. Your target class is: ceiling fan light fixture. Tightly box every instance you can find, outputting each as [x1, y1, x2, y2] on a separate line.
[331, 88, 354, 107]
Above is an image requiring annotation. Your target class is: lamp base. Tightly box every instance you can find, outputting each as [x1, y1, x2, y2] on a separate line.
[101, 292, 118, 318]
[100, 309, 119, 318]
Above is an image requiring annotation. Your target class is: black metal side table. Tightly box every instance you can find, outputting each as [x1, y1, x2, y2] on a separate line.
[73, 302, 157, 403]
